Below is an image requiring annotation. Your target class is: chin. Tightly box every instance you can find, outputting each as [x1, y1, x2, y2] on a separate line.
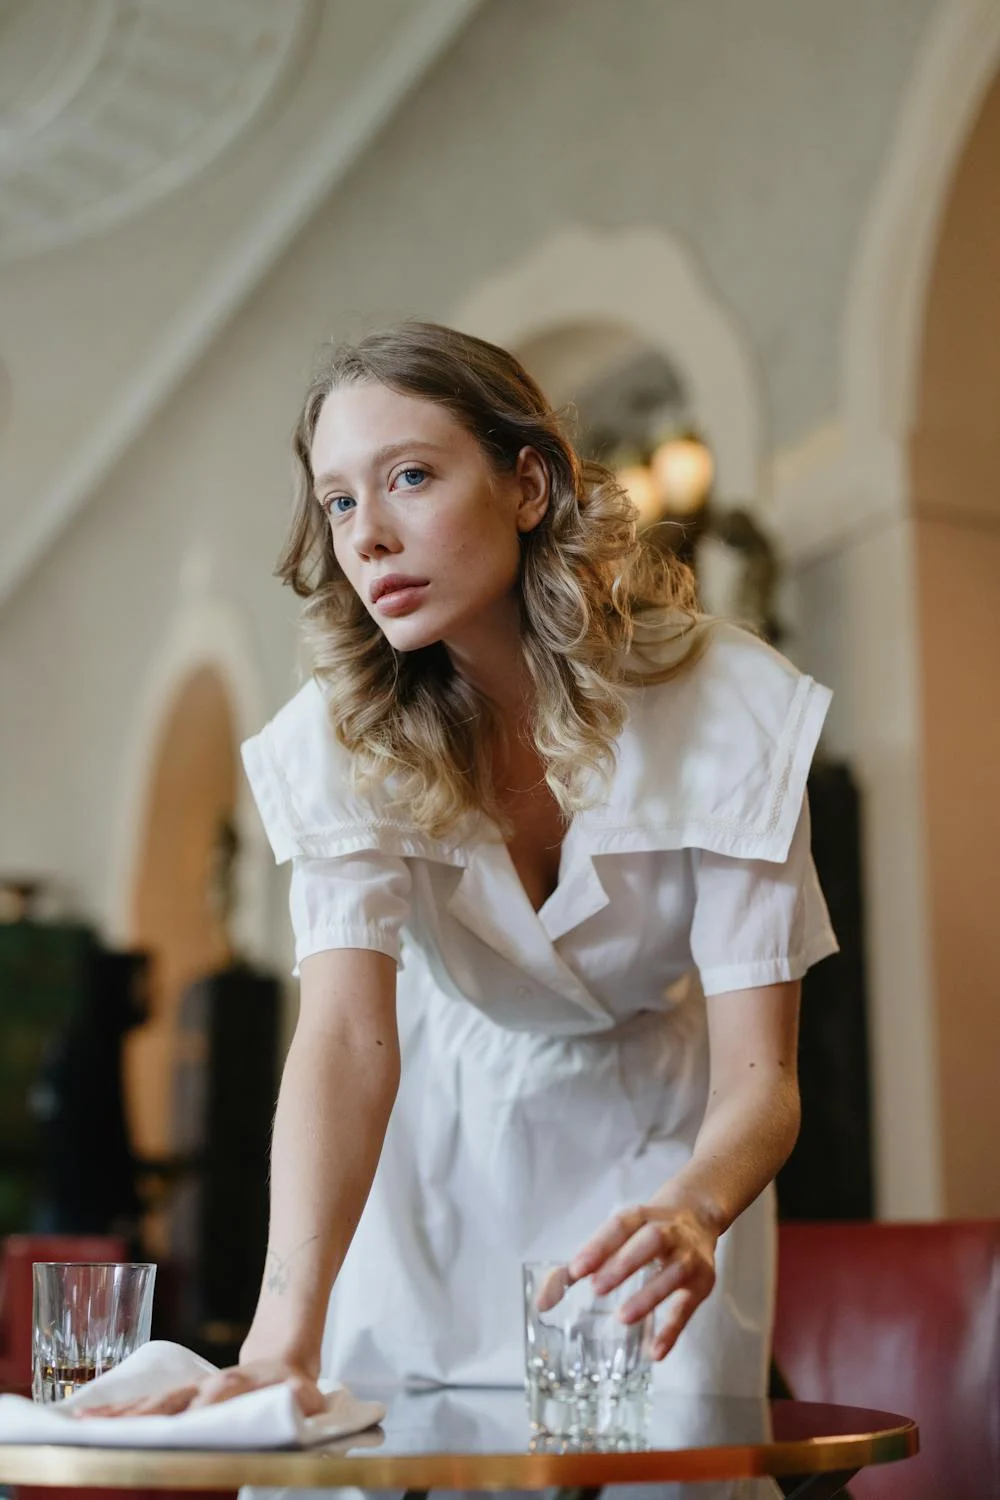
[378, 616, 446, 654]
[376, 597, 500, 655]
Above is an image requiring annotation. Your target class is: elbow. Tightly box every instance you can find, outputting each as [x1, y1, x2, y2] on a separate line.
[779, 1080, 802, 1168]
[381, 1044, 402, 1114]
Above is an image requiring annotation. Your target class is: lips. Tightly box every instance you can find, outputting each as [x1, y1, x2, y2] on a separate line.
[370, 574, 429, 605]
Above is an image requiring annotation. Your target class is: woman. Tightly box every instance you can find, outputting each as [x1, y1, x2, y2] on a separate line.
[107, 321, 837, 1418]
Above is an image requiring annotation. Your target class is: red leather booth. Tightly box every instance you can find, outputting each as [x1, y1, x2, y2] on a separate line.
[774, 1219, 1000, 1499]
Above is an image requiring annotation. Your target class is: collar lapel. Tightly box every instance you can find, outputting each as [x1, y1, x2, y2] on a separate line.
[445, 845, 611, 1026]
[537, 851, 610, 943]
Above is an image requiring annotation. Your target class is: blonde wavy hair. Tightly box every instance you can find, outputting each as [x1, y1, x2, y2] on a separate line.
[277, 321, 709, 837]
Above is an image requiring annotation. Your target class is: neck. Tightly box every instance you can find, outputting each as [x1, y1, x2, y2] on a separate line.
[443, 594, 534, 724]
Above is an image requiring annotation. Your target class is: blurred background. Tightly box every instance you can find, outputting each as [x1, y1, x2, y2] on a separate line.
[0, 0, 998, 1367]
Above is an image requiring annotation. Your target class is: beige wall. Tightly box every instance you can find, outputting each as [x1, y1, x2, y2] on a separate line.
[913, 522, 1000, 1216]
[791, 515, 941, 1220]
[911, 66, 1000, 1217]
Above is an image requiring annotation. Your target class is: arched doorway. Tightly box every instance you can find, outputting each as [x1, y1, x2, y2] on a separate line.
[910, 64, 1000, 1217]
[517, 319, 752, 621]
[125, 666, 238, 1176]
[451, 224, 762, 501]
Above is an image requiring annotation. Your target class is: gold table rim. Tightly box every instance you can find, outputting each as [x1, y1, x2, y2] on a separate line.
[0, 1412, 919, 1489]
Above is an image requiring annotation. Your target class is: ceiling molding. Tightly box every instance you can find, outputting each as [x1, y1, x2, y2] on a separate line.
[0, 0, 315, 259]
[0, 0, 486, 611]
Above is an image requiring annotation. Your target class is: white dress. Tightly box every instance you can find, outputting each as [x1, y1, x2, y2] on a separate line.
[241, 622, 838, 1402]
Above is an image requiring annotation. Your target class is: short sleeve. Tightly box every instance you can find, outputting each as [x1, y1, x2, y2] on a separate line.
[288, 852, 412, 975]
[240, 681, 431, 978]
[241, 680, 464, 865]
[689, 793, 839, 996]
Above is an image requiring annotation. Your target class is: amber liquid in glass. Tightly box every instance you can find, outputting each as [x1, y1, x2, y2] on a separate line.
[34, 1361, 103, 1403]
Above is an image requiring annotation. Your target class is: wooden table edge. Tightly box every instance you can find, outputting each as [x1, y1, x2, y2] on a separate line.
[0, 1416, 919, 1490]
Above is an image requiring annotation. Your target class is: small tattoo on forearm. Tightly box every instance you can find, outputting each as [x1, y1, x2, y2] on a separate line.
[265, 1235, 319, 1294]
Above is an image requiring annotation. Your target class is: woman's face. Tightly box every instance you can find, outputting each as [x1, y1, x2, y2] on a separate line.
[310, 382, 548, 654]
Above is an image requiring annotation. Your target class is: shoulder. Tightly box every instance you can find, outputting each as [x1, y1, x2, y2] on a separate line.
[241, 678, 458, 865]
[582, 620, 832, 863]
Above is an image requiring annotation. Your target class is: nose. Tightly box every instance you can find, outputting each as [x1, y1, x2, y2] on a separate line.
[351, 492, 401, 560]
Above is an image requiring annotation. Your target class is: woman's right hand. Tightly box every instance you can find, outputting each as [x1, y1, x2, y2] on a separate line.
[75, 1356, 327, 1419]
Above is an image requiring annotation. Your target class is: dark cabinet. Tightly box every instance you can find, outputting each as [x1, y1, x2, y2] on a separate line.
[0, 921, 144, 1237]
[778, 761, 875, 1220]
[170, 963, 281, 1360]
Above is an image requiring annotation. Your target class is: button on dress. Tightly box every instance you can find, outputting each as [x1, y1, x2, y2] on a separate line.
[241, 622, 838, 1400]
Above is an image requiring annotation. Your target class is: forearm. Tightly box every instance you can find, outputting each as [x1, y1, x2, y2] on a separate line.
[653, 1073, 800, 1236]
[242, 1015, 400, 1375]
[570, 982, 801, 1355]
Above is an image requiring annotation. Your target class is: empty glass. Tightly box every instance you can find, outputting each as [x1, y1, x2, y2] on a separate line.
[523, 1259, 653, 1439]
[32, 1261, 156, 1403]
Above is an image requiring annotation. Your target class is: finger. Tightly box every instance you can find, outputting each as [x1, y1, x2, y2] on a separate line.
[131, 1387, 200, 1416]
[651, 1288, 701, 1360]
[534, 1264, 572, 1313]
[289, 1376, 327, 1417]
[618, 1255, 693, 1323]
[76, 1398, 154, 1418]
[592, 1222, 672, 1296]
[569, 1206, 646, 1280]
[75, 1386, 199, 1418]
[187, 1370, 252, 1409]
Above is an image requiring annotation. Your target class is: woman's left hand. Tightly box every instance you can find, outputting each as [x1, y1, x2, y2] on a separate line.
[559, 1201, 719, 1361]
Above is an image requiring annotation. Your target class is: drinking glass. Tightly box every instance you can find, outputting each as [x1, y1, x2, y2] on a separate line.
[523, 1259, 653, 1440]
[32, 1261, 156, 1403]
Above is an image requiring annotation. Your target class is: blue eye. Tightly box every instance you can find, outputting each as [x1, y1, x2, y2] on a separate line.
[325, 495, 354, 517]
[395, 467, 427, 489]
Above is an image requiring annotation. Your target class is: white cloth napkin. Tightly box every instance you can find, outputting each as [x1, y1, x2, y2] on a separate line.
[0, 1341, 385, 1450]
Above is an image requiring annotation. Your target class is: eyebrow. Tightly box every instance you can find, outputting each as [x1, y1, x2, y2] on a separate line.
[312, 440, 448, 496]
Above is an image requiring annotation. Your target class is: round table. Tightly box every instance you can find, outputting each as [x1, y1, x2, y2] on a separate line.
[0, 1386, 918, 1497]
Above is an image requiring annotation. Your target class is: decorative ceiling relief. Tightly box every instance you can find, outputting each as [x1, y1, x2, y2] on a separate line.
[0, 0, 314, 259]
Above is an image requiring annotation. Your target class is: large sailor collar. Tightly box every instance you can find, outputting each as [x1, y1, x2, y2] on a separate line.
[242, 625, 830, 1017]
[243, 622, 831, 870]
[574, 622, 832, 864]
